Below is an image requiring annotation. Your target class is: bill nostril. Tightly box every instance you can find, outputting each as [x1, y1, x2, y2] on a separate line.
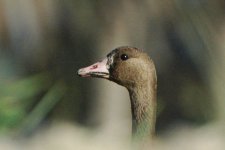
[90, 64, 98, 70]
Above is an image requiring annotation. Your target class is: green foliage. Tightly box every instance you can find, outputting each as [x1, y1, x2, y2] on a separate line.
[19, 81, 67, 135]
[0, 73, 66, 135]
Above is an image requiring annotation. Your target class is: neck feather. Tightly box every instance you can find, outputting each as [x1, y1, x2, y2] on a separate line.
[128, 80, 157, 140]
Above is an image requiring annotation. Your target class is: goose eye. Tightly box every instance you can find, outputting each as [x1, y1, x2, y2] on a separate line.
[120, 54, 129, 61]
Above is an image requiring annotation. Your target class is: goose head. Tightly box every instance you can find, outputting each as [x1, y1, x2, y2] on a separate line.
[77, 46, 156, 90]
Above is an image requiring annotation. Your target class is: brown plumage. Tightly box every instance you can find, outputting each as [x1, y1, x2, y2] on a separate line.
[77, 46, 157, 140]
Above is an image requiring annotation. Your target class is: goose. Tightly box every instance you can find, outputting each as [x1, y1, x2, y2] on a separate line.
[77, 46, 157, 141]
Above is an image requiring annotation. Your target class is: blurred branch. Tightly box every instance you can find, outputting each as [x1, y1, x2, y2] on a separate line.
[18, 81, 67, 135]
[0, 73, 52, 133]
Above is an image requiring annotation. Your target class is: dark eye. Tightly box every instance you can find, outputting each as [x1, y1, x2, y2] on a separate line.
[120, 54, 129, 61]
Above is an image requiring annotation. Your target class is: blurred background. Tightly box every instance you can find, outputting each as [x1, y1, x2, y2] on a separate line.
[0, 0, 225, 148]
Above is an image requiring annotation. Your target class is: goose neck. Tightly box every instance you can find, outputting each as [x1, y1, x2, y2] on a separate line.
[128, 82, 157, 139]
